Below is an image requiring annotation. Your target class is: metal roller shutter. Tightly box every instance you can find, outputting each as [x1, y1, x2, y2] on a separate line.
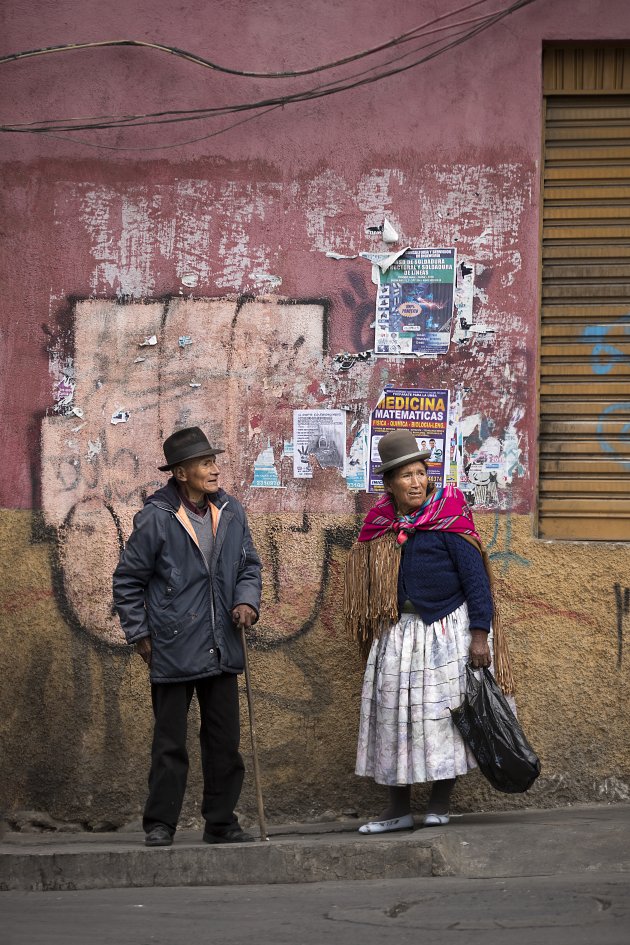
[539, 47, 630, 540]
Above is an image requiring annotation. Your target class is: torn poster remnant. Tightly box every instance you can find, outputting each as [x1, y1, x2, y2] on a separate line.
[347, 424, 368, 491]
[333, 349, 375, 372]
[251, 438, 283, 488]
[452, 261, 475, 344]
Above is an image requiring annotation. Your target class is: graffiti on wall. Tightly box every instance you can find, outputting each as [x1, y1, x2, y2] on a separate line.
[41, 295, 365, 649]
[582, 313, 630, 468]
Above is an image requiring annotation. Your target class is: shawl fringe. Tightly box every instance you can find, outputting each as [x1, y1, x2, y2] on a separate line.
[344, 532, 401, 661]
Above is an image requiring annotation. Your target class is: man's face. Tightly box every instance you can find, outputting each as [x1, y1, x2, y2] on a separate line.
[177, 455, 220, 495]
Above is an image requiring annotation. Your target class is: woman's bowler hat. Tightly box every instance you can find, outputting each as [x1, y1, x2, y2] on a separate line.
[375, 430, 431, 475]
[158, 426, 225, 471]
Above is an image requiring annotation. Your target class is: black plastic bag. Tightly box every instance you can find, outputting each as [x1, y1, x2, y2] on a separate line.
[451, 665, 541, 793]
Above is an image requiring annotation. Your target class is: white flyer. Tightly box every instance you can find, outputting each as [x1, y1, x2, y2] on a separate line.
[293, 409, 346, 479]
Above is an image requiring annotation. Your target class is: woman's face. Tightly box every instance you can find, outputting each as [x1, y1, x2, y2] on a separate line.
[385, 461, 429, 515]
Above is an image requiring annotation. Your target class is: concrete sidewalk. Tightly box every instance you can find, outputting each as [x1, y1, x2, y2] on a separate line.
[1, 804, 629, 891]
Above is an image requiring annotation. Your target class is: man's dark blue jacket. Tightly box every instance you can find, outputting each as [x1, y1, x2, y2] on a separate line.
[113, 479, 262, 683]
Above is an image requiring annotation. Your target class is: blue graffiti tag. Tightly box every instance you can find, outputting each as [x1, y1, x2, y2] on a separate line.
[486, 493, 530, 575]
[582, 316, 630, 375]
[582, 314, 630, 466]
[596, 403, 630, 472]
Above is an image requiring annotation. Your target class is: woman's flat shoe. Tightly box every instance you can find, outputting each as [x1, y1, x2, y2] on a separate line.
[358, 814, 414, 834]
[422, 812, 450, 827]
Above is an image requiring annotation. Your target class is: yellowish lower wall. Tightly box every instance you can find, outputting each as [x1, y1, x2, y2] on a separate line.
[1, 507, 629, 829]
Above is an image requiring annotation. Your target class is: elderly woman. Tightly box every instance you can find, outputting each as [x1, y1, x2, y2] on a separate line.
[345, 429, 512, 833]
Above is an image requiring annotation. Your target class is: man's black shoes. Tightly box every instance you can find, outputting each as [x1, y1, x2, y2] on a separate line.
[145, 824, 173, 846]
[203, 824, 255, 844]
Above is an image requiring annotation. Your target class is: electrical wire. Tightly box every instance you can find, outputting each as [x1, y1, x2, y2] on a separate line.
[0, 0, 495, 79]
[5, 25, 472, 132]
[0, 0, 540, 150]
[3, 9, 494, 130]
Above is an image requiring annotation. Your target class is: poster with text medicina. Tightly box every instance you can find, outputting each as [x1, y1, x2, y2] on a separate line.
[374, 248, 456, 356]
[368, 387, 450, 493]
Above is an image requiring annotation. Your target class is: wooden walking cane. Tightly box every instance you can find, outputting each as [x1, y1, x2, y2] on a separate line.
[240, 625, 269, 841]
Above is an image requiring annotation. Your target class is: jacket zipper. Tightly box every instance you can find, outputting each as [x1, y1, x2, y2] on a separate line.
[155, 500, 216, 632]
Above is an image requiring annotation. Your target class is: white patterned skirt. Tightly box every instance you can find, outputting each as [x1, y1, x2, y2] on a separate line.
[355, 602, 493, 786]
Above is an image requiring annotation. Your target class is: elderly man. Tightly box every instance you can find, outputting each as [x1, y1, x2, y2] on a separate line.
[113, 427, 262, 847]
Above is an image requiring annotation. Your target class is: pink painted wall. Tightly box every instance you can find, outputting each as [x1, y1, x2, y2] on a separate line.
[1, 0, 628, 511]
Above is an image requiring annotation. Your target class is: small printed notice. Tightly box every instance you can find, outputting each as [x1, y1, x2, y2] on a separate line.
[293, 409, 346, 479]
[374, 248, 456, 356]
[368, 386, 450, 493]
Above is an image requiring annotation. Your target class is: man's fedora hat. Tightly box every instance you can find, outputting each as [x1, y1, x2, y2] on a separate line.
[375, 430, 431, 475]
[159, 427, 225, 471]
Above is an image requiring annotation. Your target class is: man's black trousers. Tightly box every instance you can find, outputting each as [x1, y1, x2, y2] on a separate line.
[143, 672, 245, 835]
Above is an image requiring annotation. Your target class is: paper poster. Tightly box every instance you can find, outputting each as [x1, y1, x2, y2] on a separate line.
[251, 438, 283, 488]
[374, 248, 456, 356]
[293, 409, 346, 479]
[368, 387, 450, 493]
[346, 423, 368, 491]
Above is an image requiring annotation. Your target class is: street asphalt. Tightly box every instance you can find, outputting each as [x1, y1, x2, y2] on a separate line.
[1, 804, 629, 944]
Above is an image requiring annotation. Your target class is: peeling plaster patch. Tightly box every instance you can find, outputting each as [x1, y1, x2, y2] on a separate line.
[87, 439, 102, 461]
[473, 285, 489, 305]
[214, 181, 280, 289]
[469, 323, 495, 335]
[119, 194, 156, 297]
[429, 164, 528, 262]
[499, 409, 525, 486]
[172, 180, 213, 286]
[356, 169, 394, 216]
[503, 251, 522, 287]
[305, 170, 348, 252]
[460, 413, 482, 438]
[251, 271, 282, 289]
[73, 186, 158, 297]
[471, 225, 494, 248]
